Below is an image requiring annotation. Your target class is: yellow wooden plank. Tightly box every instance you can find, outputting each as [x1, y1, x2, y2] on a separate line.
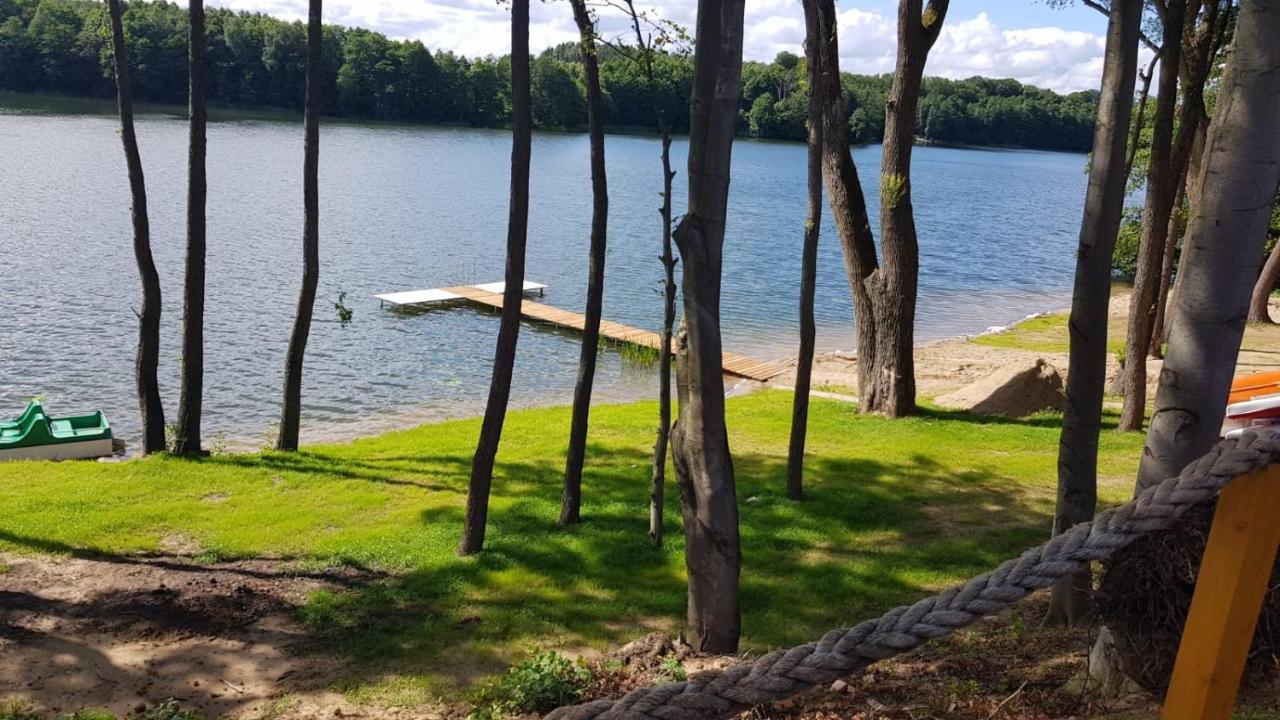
[1162, 463, 1280, 720]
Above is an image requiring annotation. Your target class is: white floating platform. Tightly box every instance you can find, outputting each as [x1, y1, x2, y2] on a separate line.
[376, 281, 546, 308]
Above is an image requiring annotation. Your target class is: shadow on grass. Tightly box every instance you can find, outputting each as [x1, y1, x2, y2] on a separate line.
[295, 441, 1055, 696]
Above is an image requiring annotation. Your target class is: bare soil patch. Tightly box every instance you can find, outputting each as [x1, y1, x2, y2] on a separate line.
[0, 553, 410, 719]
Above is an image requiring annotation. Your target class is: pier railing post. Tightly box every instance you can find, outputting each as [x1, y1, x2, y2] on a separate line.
[1161, 463, 1280, 720]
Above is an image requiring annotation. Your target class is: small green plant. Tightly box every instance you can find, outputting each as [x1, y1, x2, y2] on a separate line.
[140, 700, 204, 720]
[262, 423, 280, 451]
[658, 655, 687, 682]
[620, 343, 659, 367]
[0, 700, 38, 720]
[333, 291, 354, 328]
[880, 172, 907, 209]
[471, 651, 591, 718]
[208, 431, 228, 456]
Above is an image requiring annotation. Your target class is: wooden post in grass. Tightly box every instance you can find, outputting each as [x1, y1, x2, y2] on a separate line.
[1161, 464, 1280, 720]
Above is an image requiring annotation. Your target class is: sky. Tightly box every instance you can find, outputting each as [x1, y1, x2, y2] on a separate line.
[196, 1, 1123, 94]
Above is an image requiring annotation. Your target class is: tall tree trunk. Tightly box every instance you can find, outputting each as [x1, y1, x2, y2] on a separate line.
[1249, 238, 1280, 324]
[786, 2, 825, 501]
[1161, 118, 1210, 346]
[1149, 178, 1187, 358]
[1120, 0, 1217, 430]
[559, 0, 609, 526]
[276, 0, 322, 452]
[458, 0, 531, 556]
[1047, 0, 1142, 627]
[866, 0, 949, 417]
[176, 0, 206, 456]
[618, 0, 676, 547]
[107, 0, 165, 455]
[1134, 0, 1280, 492]
[669, 0, 746, 654]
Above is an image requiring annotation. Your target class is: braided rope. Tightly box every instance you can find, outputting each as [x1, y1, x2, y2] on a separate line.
[547, 430, 1280, 720]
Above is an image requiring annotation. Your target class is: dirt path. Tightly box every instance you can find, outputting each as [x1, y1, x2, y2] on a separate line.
[0, 554, 407, 718]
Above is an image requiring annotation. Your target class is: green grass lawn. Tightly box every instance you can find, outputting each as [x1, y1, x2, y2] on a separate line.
[971, 312, 1127, 356]
[0, 392, 1146, 705]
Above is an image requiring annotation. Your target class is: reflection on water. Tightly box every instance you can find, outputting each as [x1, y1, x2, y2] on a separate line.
[0, 106, 1086, 448]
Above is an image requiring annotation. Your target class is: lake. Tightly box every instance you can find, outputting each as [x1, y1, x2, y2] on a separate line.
[0, 103, 1087, 449]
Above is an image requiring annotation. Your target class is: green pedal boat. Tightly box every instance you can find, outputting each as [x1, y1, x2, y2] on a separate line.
[0, 402, 114, 461]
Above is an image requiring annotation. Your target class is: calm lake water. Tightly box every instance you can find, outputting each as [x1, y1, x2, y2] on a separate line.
[0, 104, 1087, 449]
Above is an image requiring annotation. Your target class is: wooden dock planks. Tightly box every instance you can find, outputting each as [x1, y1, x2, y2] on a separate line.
[442, 285, 785, 382]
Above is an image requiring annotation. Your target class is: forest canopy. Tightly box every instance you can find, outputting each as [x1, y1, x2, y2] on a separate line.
[0, 0, 1098, 151]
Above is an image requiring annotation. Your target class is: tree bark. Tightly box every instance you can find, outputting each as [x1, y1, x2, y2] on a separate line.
[1134, 0, 1280, 492]
[276, 0, 322, 452]
[107, 0, 165, 455]
[1249, 238, 1280, 324]
[176, 0, 207, 456]
[618, 0, 676, 547]
[459, 0, 532, 555]
[787, 1, 825, 501]
[1123, 49, 1161, 183]
[560, 0, 609, 526]
[1120, 0, 1220, 431]
[1149, 177, 1187, 358]
[866, 0, 949, 417]
[670, 0, 746, 654]
[807, 0, 946, 418]
[1047, 0, 1141, 627]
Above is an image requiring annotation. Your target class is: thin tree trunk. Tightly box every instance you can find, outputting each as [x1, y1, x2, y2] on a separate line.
[670, 0, 746, 654]
[618, 0, 677, 547]
[1162, 120, 1210, 345]
[1123, 49, 1161, 183]
[866, 0, 949, 417]
[1249, 238, 1280, 324]
[107, 0, 165, 455]
[560, 0, 609, 526]
[1047, 0, 1142, 627]
[787, 3, 825, 501]
[1149, 178, 1187, 358]
[459, 0, 531, 555]
[176, 0, 207, 456]
[277, 0, 322, 452]
[1120, 0, 1218, 430]
[1134, 0, 1280, 492]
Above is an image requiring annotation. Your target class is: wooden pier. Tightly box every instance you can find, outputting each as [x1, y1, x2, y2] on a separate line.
[375, 282, 786, 382]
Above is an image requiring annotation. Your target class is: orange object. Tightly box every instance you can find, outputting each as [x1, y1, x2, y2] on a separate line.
[1161, 464, 1280, 720]
[1228, 370, 1280, 404]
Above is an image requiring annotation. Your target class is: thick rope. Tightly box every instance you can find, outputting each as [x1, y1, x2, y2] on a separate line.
[547, 430, 1280, 720]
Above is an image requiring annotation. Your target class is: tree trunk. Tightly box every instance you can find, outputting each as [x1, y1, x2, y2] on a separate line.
[866, 0, 949, 417]
[1123, 49, 1161, 183]
[807, 0, 946, 418]
[458, 0, 532, 556]
[560, 0, 609, 526]
[1162, 120, 1210, 345]
[1149, 178, 1187, 358]
[276, 0, 323, 452]
[1134, 0, 1280, 492]
[176, 0, 207, 456]
[1120, 0, 1221, 430]
[107, 0, 165, 455]
[1047, 0, 1142, 627]
[787, 0, 825, 501]
[669, 0, 746, 654]
[1248, 239, 1280, 324]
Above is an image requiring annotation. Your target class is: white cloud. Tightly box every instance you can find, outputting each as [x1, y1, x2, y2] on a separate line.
[197, 1, 1121, 94]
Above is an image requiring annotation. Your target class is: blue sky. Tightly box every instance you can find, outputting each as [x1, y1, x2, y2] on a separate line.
[197, 1, 1126, 93]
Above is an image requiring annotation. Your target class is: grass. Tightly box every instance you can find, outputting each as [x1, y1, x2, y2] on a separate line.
[0, 392, 1147, 705]
[971, 312, 1127, 356]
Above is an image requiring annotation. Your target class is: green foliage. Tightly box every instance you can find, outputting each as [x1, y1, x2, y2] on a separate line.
[471, 651, 591, 717]
[880, 172, 907, 209]
[0, 0, 1097, 150]
[1111, 207, 1143, 279]
[658, 655, 687, 682]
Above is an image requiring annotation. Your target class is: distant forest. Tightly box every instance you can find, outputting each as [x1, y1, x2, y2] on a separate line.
[0, 0, 1099, 151]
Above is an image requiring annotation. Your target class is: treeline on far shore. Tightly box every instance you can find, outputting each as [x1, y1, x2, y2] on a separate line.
[0, 0, 1098, 151]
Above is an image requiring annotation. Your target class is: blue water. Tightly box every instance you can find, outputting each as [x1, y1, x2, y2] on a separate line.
[0, 107, 1087, 448]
